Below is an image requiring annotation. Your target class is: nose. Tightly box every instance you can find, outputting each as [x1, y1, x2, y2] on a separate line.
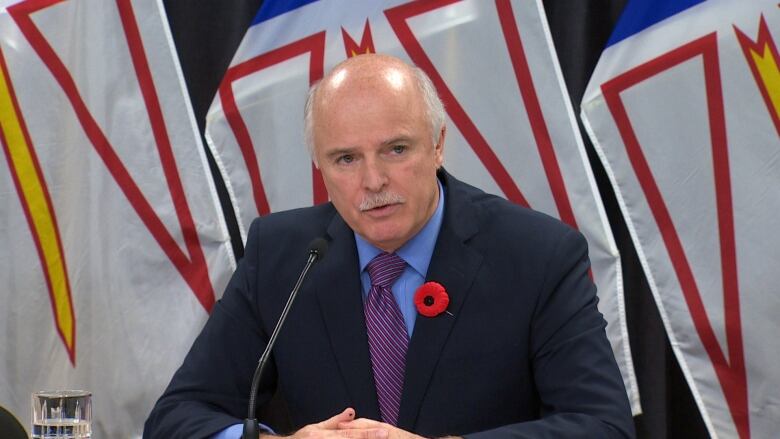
[362, 158, 388, 193]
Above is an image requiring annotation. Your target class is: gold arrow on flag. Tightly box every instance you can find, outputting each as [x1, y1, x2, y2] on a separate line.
[0, 47, 76, 364]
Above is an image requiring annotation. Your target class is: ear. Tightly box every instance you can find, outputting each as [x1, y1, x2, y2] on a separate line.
[433, 125, 446, 168]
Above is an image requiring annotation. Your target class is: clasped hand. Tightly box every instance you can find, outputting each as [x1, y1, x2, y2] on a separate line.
[259, 408, 427, 438]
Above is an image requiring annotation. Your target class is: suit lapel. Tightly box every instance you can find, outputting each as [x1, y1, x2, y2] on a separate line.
[397, 172, 483, 429]
[315, 213, 381, 419]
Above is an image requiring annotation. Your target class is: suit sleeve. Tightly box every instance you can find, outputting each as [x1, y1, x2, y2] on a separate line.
[143, 219, 277, 439]
[465, 228, 635, 439]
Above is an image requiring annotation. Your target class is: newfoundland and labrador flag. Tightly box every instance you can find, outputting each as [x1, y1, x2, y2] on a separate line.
[0, 0, 235, 437]
[582, 0, 780, 437]
[205, 0, 640, 414]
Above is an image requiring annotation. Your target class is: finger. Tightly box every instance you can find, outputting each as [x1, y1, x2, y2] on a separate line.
[317, 407, 357, 429]
[338, 418, 385, 429]
[337, 427, 389, 438]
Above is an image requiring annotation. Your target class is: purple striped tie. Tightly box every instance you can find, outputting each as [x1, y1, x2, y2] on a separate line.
[364, 252, 408, 426]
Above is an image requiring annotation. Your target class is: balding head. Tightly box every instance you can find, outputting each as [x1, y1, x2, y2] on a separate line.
[304, 54, 445, 160]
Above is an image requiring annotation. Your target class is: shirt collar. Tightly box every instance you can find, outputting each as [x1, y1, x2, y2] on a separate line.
[355, 178, 445, 277]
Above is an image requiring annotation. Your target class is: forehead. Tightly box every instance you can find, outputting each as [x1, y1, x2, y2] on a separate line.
[312, 70, 429, 149]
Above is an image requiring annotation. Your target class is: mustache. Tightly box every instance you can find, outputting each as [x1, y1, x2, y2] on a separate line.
[359, 191, 405, 211]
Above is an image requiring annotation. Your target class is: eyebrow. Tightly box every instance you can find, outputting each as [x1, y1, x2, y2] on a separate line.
[381, 136, 413, 146]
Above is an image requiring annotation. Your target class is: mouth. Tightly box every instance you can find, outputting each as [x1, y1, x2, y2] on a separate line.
[362, 202, 401, 218]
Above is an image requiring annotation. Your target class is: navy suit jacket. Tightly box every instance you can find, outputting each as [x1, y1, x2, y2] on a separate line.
[144, 171, 634, 438]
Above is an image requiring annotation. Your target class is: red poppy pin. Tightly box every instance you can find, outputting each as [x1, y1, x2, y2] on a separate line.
[414, 282, 450, 317]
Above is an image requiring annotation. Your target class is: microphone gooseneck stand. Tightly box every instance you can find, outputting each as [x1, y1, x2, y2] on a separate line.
[242, 238, 328, 439]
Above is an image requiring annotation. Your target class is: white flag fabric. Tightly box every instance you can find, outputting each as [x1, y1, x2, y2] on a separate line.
[0, 0, 235, 437]
[205, 0, 639, 413]
[582, 0, 780, 437]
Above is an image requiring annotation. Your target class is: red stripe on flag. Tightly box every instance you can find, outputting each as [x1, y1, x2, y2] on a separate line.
[495, 0, 578, 229]
[116, 0, 214, 311]
[219, 32, 327, 214]
[385, 0, 528, 207]
[9, 0, 217, 312]
[601, 33, 748, 439]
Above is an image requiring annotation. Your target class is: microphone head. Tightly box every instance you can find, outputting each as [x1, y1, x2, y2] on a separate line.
[308, 237, 329, 262]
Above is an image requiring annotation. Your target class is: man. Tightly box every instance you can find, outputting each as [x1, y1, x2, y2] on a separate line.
[144, 54, 634, 438]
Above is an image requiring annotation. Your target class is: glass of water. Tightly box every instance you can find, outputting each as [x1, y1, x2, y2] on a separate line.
[31, 390, 91, 438]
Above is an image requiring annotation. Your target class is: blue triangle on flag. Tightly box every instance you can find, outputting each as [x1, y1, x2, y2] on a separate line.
[607, 0, 706, 47]
[251, 0, 320, 25]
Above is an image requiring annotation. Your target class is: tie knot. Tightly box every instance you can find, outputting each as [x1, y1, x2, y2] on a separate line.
[366, 252, 406, 288]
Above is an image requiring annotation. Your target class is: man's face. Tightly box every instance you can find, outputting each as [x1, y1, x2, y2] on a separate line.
[312, 68, 444, 252]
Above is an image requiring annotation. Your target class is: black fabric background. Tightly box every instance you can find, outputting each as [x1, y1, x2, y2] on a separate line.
[162, 1, 711, 437]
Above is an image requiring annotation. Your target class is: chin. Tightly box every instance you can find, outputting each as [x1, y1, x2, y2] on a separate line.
[364, 229, 406, 251]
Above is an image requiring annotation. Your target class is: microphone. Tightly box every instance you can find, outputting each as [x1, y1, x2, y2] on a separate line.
[243, 237, 329, 439]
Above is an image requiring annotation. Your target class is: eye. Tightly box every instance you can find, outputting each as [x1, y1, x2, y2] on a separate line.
[336, 154, 354, 164]
[391, 144, 406, 154]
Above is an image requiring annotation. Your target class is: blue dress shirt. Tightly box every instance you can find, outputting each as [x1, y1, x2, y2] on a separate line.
[212, 181, 444, 439]
[355, 180, 445, 337]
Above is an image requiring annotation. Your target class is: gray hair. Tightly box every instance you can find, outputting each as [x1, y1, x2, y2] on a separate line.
[304, 65, 446, 159]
